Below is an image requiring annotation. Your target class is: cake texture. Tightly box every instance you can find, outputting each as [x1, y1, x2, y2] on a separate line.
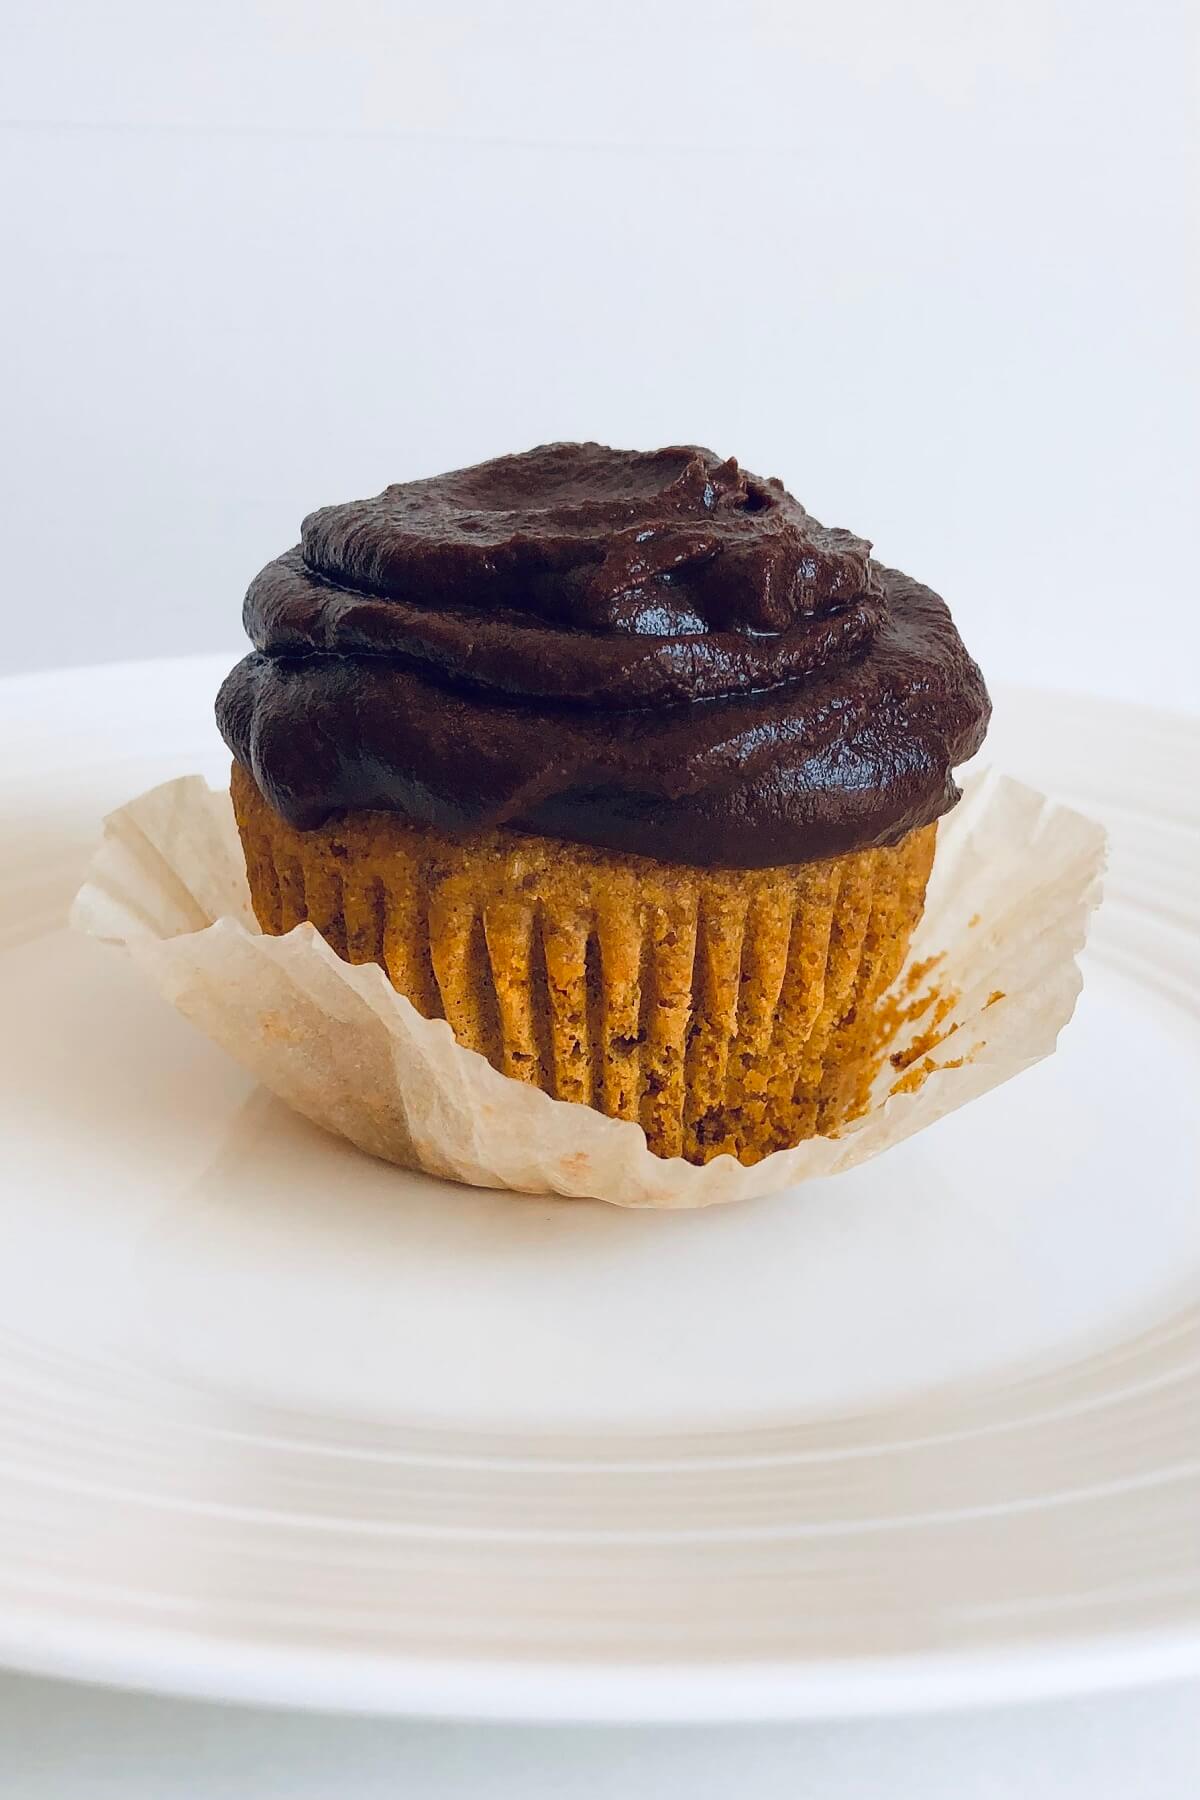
[218, 444, 990, 1163]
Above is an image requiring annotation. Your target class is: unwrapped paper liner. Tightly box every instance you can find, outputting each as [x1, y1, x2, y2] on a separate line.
[70, 772, 1105, 1209]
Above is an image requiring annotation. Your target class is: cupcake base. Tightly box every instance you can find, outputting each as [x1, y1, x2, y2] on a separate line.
[231, 764, 936, 1165]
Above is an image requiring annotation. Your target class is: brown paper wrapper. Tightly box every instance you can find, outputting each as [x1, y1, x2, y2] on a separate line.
[70, 770, 1105, 1209]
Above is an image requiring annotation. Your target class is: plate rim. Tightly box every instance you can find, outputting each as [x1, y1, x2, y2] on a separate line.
[5, 1610, 1200, 1723]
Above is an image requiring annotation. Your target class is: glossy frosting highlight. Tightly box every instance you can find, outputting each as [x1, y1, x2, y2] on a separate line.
[218, 443, 990, 867]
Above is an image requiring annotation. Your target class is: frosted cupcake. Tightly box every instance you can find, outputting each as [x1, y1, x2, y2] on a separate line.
[217, 444, 989, 1164]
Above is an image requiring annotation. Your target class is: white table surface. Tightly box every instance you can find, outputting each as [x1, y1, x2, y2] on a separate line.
[1, 1670, 1196, 1798]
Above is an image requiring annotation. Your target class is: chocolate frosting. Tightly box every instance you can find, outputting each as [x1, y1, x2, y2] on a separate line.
[217, 444, 990, 868]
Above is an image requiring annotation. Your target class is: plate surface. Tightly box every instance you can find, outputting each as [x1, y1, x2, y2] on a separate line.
[0, 657, 1198, 1720]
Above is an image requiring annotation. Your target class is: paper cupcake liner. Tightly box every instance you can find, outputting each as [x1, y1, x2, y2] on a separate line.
[230, 764, 936, 1164]
[70, 768, 1105, 1209]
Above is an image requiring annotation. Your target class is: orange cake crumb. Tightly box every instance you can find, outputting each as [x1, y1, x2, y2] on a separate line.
[232, 763, 937, 1165]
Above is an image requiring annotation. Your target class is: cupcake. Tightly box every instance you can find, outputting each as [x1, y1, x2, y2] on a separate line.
[217, 445, 989, 1165]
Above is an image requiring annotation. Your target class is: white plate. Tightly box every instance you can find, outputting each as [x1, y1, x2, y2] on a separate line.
[0, 657, 1197, 1721]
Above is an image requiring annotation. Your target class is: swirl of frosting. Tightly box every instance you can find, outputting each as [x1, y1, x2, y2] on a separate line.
[244, 444, 884, 707]
[218, 444, 990, 868]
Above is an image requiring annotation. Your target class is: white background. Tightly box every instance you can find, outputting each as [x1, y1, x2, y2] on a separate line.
[2, 1, 1198, 1793]
[2, 0, 1198, 701]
